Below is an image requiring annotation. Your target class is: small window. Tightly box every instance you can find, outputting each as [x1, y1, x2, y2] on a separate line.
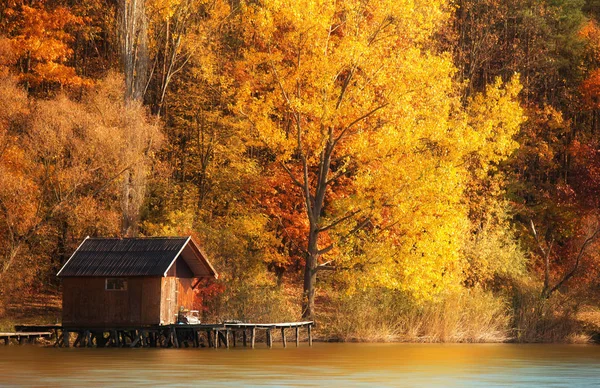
[105, 278, 127, 291]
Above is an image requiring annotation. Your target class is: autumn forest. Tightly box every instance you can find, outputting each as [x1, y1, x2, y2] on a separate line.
[2, 0, 600, 342]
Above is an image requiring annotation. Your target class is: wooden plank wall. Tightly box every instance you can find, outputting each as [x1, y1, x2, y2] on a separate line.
[160, 277, 177, 324]
[158, 277, 196, 325]
[177, 278, 195, 311]
[62, 277, 162, 327]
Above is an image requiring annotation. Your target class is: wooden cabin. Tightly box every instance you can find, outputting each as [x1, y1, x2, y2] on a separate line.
[57, 237, 218, 328]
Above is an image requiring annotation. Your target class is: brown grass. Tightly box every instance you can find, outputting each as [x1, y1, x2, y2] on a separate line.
[509, 282, 584, 343]
[318, 287, 510, 343]
[0, 292, 61, 331]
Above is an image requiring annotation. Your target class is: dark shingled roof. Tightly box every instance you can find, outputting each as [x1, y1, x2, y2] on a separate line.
[57, 237, 217, 278]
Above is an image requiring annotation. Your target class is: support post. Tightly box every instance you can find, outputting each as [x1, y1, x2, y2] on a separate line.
[267, 328, 272, 348]
[206, 330, 213, 348]
[307, 324, 312, 347]
[141, 331, 148, 348]
[243, 330, 247, 347]
[214, 330, 219, 348]
[281, 328, 287, 348]
[193, 329, 199, 348]
[232, 330, 236, 347]
[295, 326, 299, 347]
[148, 332, 158, 348]
[251, 327, 256, 349]
[85, 331, 92, 347]
[111, 330, 118, 347]
[171, 327, 179, 348]
[63, 330, 70, 348]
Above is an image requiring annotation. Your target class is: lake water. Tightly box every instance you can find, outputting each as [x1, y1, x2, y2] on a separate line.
[1, 343, 600, 387]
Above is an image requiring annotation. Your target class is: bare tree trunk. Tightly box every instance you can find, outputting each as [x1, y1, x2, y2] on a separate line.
[118, 0, 149, 237]
[119, 0, 149, 102]
[121, 164, 147, 237]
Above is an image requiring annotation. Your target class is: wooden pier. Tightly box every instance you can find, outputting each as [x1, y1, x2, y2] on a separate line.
[11, 321, 313, 349]
[0, 331, 53, 345]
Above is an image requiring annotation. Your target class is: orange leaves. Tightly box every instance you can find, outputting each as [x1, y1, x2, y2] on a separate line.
[581, 69, 600, 109]
[1, 2, 87, 90]
[0, 72, 161, 284]
[15, 5, 82, 60]
[580, 20, 600, 109]
[580, 19, 600, 62]
[0, 143, 41, 236]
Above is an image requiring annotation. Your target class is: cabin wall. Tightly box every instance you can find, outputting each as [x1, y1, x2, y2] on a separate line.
[62, 277, 161, 327]
[159, 277, 197, 324]
[177, 278, 195, 311]
[160, 277, 177, 324]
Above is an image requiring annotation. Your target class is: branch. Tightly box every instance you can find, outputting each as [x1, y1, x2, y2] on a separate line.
[280, 162, 303, 189]
[335, 65, 356, 110]
[317, 216, 371, 256]
[318, 209, 361, 233]
[545, 228, 600, 297]
[333, 103, 389, 146]
[530, 220, 555, 296]
[316, 265, 337, 271]
[268, 45, 295, 115]
[325, 167, 350, 186]
[530, 220, 546, 256]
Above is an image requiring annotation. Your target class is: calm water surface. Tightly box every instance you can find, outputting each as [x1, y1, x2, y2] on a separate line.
[1, 343, 599, 387]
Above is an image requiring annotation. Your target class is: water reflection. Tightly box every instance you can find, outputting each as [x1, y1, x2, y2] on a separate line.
[1, 343, 600, 387]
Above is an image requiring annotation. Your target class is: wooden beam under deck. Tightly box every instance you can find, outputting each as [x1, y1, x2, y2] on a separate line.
[8, 321, 314, 349]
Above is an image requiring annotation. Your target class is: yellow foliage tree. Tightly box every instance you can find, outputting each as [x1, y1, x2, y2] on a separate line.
[231, 0, 524, 318]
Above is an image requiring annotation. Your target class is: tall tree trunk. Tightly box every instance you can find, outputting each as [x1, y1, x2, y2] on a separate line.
[300, 140, 333, 320]
[302, 228, 319, 320]
[119, 0, 149, 236]
[120, 0, 149, 102]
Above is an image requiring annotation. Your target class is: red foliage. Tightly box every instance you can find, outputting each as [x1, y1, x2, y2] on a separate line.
[192, 279, 225, 313]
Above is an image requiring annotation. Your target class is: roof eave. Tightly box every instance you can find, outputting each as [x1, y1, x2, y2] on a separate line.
[187, 238, 218, 279]
[162, 236, 192, 277]
[56, 236, 90, 277]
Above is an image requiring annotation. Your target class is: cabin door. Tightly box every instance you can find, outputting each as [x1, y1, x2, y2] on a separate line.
[160, 277, 178, 324]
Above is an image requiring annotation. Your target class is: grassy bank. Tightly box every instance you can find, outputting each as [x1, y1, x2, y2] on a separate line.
[315, 285, 600, 344]
[0, 292, 61, 332]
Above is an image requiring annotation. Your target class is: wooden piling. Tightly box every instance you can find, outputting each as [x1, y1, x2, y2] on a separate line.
[251, 327, 256, 348]
[63, 330, 70, 347]
[85, 331, 92, 347]
[307, 324, 312, 347]
[242, 329, 247, 347]
[266, 328, 272, 348]
[193, 329, 199, 348]
[169, 327, 178, 348]
[281, 328, 287, 348]
[295, 326, 299, 347]
[206, 330, 213, 348]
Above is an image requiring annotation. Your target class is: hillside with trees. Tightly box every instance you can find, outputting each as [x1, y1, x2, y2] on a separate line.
[3, 0, 600, 342]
